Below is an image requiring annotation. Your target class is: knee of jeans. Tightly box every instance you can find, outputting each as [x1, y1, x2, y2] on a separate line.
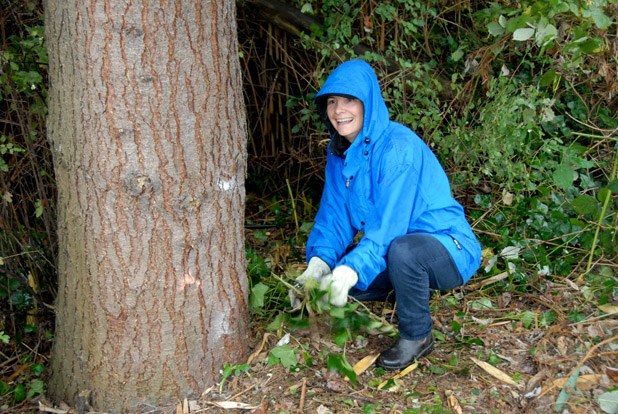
[387, 237, 419, 268]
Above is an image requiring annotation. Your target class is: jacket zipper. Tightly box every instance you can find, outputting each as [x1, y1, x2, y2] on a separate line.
[345, 176, 353, 188]
[450, 235, 462, 250]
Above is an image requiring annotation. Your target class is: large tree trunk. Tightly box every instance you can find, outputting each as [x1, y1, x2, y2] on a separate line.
[45, 1, 249, 411]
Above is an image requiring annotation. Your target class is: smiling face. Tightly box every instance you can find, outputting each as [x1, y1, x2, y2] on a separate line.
[326, 96, 364, 143]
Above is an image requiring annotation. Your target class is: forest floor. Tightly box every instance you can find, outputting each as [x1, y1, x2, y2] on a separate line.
[21, 270, 617, 414]
[4, 232, 617, 414]
[189, 276, 617, 414]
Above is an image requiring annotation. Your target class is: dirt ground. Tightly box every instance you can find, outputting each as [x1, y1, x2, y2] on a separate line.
[26, 275, 615, 414]
[190, 279, 615, 414]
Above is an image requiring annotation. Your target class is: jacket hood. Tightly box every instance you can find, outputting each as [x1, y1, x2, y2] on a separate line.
[315, 60, 390, 157]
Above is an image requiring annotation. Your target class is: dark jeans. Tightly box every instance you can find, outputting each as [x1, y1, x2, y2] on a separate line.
[349, 233, 463, 340]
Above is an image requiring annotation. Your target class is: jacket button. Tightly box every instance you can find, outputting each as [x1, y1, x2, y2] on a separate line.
[364, 151, 369, 156]
[364, 137, 370, 144]
[361, 221, 365, 225]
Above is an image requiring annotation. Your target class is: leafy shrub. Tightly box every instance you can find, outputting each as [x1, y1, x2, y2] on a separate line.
[284, 0, 616, 288]
[1, 5, 54, 410]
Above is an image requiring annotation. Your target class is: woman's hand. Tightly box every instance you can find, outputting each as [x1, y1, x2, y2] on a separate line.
[296, 257, 331, 287]
[320, 265, 358, 307]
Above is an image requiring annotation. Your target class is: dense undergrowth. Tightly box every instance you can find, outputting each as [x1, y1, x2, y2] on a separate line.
[1, 0, 616, 412]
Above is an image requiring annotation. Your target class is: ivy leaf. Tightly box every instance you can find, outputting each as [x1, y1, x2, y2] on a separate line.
[512, 27, 535, 41]
[299, 221, 314, 234]
[570, 195, 597, 216]
[13, 383, 26, 403]
[265, 313, 285, 332]
[535, 23, 557, 47]
[597, 187, 611, 203]
[451, 48, 465, 62]
[249, 282, 268, 309]
[327, 353, 358, 384]
[329, 306, 347, 319]
[598, 390, 618, 414]
[506, 15, 532, 33]
[583, 6, 612, 30]
[333, 328, 350, 348]
[575, 37, 603, 54]
[300, 3, 314, 15]
[552, 164, 575, 190]
[27, 379, 44, 399]
[555, 367, 580, 412]
[487, 22, 505, 36]
[520, 311, 536, 329]
[0, 380, 9, 395]
[30, 363, 45, 376]
[35, 199, 44, 218]
[469, 298, 493, 310]
[269, 344, 297, 368]
[539, 69, 557, 87]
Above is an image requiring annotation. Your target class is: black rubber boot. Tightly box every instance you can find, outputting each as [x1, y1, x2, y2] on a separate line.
[377, 333, 434, 371]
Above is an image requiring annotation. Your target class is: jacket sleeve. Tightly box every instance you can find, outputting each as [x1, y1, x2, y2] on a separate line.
[340, 139, 430, 290]
[306, 151, 356, 268]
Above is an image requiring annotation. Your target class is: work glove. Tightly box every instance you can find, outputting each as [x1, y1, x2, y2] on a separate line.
[295, 256, 331, 287]
[320, 265, 358, 307]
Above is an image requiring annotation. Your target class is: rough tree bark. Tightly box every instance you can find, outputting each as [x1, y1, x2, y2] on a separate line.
[45, 1, 249, 411]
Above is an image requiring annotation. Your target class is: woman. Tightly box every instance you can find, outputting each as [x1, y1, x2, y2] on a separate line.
[296, 59, 482, 370]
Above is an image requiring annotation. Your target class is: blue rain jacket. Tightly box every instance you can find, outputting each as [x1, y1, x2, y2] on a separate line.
[306, 60, 481, 290]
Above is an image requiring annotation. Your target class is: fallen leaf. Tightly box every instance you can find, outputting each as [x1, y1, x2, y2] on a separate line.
[500, 246, 521, 259]
[353, 354, 379, 375]
[564, 277, 580, 291]
[526, 369, 548, 391]
[471, 357, 520, 387]
[552, 374, 604, 391]
[317, 404, 333, 414]
[326, 377, 348, 392]
[206, 400, 260, 410]
[363, 15, 373, 32]
[524, 387, 541, 399]
[598, 304, 618, 315]
[398, 361, 420, 377]
[445, 390, 463, 414]
[606, 367, 618, 382]
[466, 271, 509, 290]
[587, 324, 605, 339]
[557, 336, 569, 356]
[471, 316, 494, 325]
[38, 402, 69, 414]
[377, 361, 419, 389]
[502, 190, 513, 206]
[276, 332, 291, 346]
[246, 332, 273, 365]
